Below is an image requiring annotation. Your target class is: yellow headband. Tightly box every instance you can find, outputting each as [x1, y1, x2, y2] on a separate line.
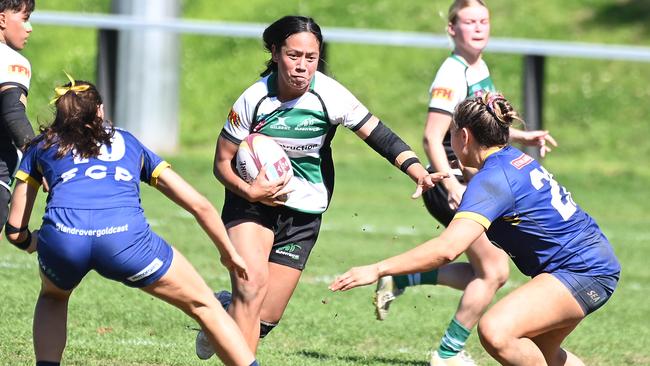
[49, 71, 90, 105]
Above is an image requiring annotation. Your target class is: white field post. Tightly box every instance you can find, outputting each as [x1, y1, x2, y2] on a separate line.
[113, 0, 180, 153]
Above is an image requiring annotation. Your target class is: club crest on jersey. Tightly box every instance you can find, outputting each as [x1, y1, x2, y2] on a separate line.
[431, 87, 453, 101]
[8, 64, 31, 78]
[511, 153, 534, 170]
[227, 108, 241, 128]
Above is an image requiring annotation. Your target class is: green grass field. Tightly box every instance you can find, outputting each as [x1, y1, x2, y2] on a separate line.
[1, 0, 649, 365]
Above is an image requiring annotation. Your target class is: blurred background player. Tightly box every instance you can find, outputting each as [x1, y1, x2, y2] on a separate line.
[374, 1, 557, 364]
[196, 15, 447, 359]
[5, 77, 259, 366]
[0, 0, 35, 236]
[332, 92, 620, 366]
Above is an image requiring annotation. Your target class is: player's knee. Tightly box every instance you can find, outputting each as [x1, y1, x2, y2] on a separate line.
[477, 316, 509, 355]
[483, 259, 509, 290]
[259, 320, 278, 339]
[233, 274, 269, 304]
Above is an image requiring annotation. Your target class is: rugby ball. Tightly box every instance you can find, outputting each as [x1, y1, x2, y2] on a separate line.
[236, 133, 293, 183]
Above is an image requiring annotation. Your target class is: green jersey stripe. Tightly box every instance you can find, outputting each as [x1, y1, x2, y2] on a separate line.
[291, 156, 323, 184]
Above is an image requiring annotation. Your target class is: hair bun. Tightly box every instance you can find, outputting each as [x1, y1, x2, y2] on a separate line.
[483, 92, 516, 127]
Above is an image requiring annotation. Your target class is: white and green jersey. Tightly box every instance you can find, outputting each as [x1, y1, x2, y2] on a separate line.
[1, 42, 32, 191]
[221, 71, 371, 214]
[427, 54, 495, 161]
[0, 42, 31, 91]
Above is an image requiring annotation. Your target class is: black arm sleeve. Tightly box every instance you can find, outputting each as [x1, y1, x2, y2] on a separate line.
[363, 121, 417, 169]
[0, 87, 35, 149]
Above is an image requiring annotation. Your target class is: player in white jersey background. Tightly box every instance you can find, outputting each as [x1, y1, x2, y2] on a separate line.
[331, 92, 619, 366]
[373, 1, 559, 365]
[196, 15, 448, 360]
[0, 0, 35, 237]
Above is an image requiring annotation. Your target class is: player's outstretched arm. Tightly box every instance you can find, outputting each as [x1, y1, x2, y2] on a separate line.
[354, 115, 448, 198]
[330, 218, 483, 291]
[154, 167, 248, 280]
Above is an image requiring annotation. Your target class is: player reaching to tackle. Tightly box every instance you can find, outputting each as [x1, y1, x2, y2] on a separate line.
[5, 76, 260, 366]
[375, 2, 557, 364]
[331, 92, 619, 366]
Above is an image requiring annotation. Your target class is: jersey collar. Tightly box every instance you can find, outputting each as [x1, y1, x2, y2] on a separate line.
[483, 145, 505, 160]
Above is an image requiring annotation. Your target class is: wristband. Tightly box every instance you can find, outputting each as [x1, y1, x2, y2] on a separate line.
[4, 221, 28, 235]
[399, 157, 421, 173]
[10, 230, 32, 250]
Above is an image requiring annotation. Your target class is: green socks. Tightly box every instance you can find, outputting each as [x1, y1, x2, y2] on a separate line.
[437, 317, 471, 359]
[393, 270, 438, 290]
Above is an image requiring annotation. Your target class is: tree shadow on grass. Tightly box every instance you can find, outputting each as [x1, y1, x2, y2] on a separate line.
[296, 349, 428, 365]
[588, 0, 650, 35]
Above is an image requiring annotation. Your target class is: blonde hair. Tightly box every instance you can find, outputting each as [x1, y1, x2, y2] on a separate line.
[448, 0, 488, 24]
[453, 92, 523, 147]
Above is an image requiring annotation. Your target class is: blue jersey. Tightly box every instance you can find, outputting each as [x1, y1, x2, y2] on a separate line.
[15, 128, 170, 209]
[455, 146, 620, 277]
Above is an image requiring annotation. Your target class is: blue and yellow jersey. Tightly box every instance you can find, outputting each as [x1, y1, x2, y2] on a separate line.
[15, 128, 170, 210]
[455, 146, 620, 277]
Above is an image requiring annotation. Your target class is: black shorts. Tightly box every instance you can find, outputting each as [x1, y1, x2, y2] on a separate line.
[221, 190, 322, 270]
[0, 185, 10, 227]
[421, 167, 465, 227]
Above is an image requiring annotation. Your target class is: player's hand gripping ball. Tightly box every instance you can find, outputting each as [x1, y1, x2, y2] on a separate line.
[236, 133, 293, 184]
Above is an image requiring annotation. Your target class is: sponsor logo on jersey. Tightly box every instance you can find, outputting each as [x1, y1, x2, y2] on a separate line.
[295, 117, 323, 132]
[227, 108, 241, 128]
[431, 87, 453, 101]
[8, 64, 30, 78]
[275, 243, 302, 260]
[278, 142, 318, 151]
[510, 153, 534, 170]
[270, 117, 291, 130]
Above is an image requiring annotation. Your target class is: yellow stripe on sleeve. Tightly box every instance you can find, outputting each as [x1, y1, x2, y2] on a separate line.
[149, 161, 171, 186]
[453, 211, 492, 229]
[14, 170, 41, 190]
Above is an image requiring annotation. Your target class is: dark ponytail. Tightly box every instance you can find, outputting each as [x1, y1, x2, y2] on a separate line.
[38, 81, 114, 159]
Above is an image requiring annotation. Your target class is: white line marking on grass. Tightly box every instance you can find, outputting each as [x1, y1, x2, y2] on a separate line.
[0, 260, 32, 269]
[301, 275, 337, 284]
[116, 338, 177, 348]
[321, 223, 425, 236]
[72, 337, 177, 349]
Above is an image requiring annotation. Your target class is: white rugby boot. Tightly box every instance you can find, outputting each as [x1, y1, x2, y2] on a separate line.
[430, 350, 478, 366]
[373, 276, 404, 320]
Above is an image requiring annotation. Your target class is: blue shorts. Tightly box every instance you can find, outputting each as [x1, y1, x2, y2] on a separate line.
[552, 270, 619, 315]
[37, 207, 173, 290]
